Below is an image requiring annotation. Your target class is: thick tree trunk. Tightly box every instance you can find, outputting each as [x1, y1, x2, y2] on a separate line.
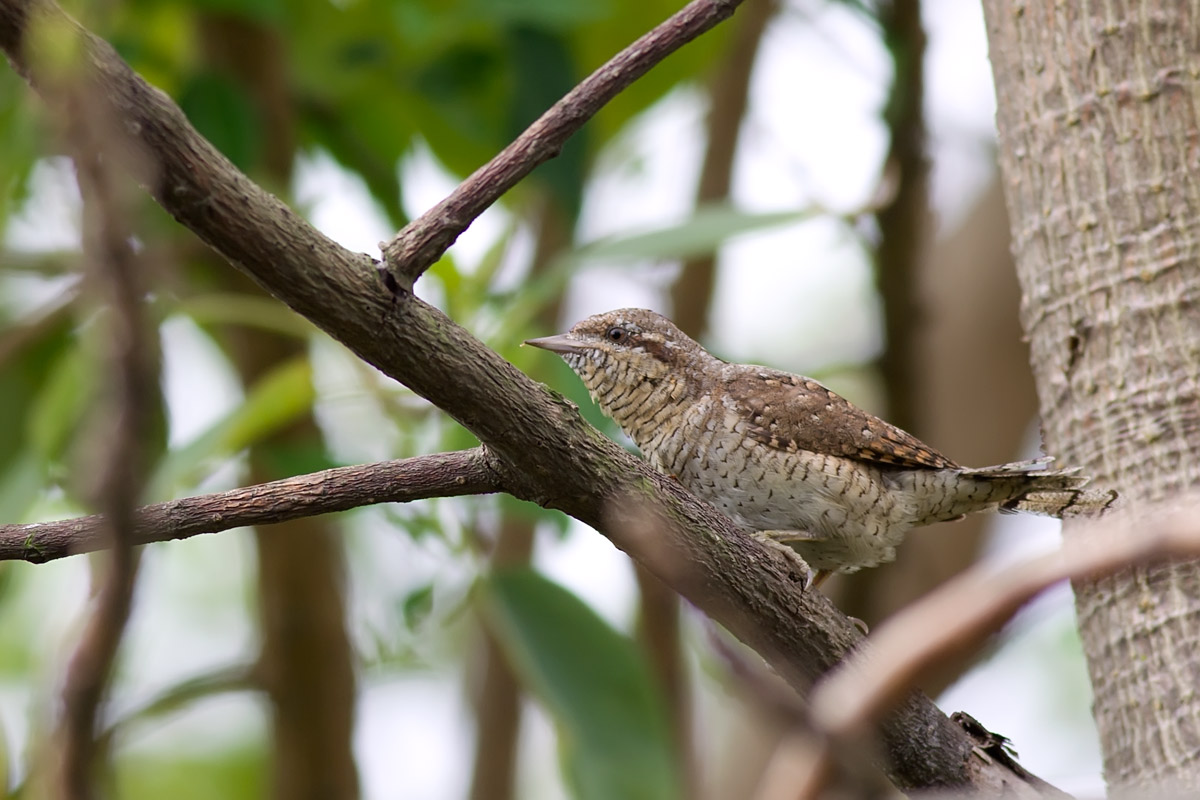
[982, 3, 1200, 794]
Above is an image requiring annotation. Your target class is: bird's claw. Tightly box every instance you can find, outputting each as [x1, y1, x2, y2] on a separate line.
[752, 531, 815, 589]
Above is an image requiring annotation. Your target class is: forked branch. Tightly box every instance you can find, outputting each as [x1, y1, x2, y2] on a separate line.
[380, 0, 746, 288]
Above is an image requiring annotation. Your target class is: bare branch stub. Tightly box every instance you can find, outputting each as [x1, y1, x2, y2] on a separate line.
[379, 0, 744, 289]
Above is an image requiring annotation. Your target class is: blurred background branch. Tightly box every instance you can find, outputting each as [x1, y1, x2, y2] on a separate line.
[50, 69, 159, 798]
[815, 502, 1200, 765]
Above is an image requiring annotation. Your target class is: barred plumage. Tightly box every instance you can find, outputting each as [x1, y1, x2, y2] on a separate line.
[527, 309, 1118, 586]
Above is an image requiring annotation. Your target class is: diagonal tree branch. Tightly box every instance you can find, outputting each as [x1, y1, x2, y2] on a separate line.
[0, 1, 1059, 793]
[0, 449, 501, 563]
[380, 0, 746, 289]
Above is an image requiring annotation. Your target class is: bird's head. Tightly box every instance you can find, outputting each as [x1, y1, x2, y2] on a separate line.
[524, 308, 713, 403]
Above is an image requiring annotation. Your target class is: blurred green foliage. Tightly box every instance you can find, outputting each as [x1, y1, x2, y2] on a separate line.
[0, 0, 828, 796]
[483, 569, 680, 800]
[112, 743, 267, 800]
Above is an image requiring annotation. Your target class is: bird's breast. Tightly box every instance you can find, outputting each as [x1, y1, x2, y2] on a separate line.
[629, 402, 922, 572]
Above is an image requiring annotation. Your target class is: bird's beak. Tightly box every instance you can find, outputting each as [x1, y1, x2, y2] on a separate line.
[523, 334, 584, 355]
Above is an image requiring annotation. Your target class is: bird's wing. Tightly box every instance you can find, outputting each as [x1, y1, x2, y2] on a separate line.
[725, 369, 958, 470]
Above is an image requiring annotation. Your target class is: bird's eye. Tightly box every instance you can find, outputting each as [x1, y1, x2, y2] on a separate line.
[606, 326, 627, 343]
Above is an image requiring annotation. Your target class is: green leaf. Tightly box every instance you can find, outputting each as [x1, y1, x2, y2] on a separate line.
[568, 204, 820, 264]
[186, 0, 286, 25]
[27, 344, 93, 461]
[467, 0, 613, 30]
[150, 356, 315, 497]
[178, 294, 314, 340]
[99, 665, 255, 753]
[113, 743, 267, 800]
[254, 440, 337, 480]
[211, 357, 315, 452]
[0, 305, 74, 468]
[401, 584, 435, 631]
[497, 206, 821, 342]
[382, 505, 447, 544]
[0, 71, 43, 226]
[483, 569, 680, 800]
[504, 25, 586, 220]
[299, 120, 408, 229]
[0, 450, 47, 525]
[179, 72, 262, 172]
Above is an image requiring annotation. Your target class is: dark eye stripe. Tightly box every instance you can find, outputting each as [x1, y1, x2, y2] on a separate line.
[639, 338, 674, 364]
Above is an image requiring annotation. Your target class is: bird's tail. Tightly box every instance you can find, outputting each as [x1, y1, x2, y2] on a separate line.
[961, 457, 1118, 518]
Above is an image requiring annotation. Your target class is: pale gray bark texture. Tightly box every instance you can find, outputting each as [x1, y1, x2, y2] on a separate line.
[982, 2, 1200, 794]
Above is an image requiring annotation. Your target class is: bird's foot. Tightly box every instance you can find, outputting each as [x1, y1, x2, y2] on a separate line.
[752, 531, 815, 589]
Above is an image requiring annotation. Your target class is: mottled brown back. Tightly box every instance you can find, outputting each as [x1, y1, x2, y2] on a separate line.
[724, 369, 958, 470]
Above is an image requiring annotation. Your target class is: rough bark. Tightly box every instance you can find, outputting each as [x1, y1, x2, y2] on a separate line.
[0, 450, 499, 562]
[0, 0, 1061, 793]
[982, 2, 1200, 794]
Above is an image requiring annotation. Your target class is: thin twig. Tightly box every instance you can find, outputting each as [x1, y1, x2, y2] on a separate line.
[380, 0, 747, 288]
[0, 449, 502, 563]
[812, 502, 1200, 740]
[94, 664, 255, 755]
